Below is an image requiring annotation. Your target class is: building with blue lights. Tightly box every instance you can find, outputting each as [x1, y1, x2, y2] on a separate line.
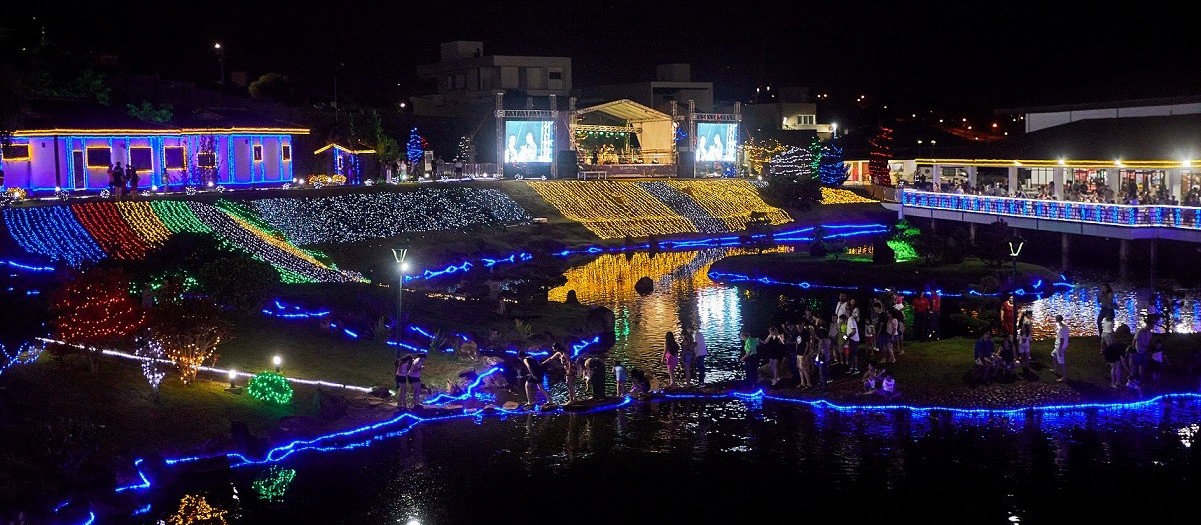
[0, 99, 308, 194]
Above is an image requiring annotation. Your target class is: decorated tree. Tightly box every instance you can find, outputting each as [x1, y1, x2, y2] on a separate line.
[454, 136, 471, 163]
[137, 338, 166, 394]
[51, 268, 145, 371]
[148, 296, 231, 384]
[406, 127, 424, 169]
[166, 494, 229, 525]
[764, 145, 823, 210]
[868, 125, 894, 186]
[818, 142, 849, 186]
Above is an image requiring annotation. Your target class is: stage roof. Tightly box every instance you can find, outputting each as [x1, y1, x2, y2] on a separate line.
[577, 99, 671, 123]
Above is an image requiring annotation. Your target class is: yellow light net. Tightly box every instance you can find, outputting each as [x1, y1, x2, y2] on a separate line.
[665, 180, 791, 230]
[527, 180, 698, 238]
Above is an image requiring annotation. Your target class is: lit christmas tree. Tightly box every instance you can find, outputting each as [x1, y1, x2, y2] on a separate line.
[818, 142, 849, 186]
[406, 128, 424, 168]
[52, 268, 145, 371]
[868, 126, 894, 186]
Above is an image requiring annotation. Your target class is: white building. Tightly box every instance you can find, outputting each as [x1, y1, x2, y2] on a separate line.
[413, 41, 572, 118]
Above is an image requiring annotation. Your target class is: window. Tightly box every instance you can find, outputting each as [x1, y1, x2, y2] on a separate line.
[281, 145, 291, 161]
[549, 70, 563, 80]
[1, 144, 30, 161]
[129, 147, 153, 171]
[196, 151, 216, 168]
[253, 144, 263, 162]
[86, 147, 112, 168]
[164, 147, 186, 169]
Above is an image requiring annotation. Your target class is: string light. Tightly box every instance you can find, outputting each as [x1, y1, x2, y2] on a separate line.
[166, 494, 229, 525]
[665, 180, 791, 230]
[252, 466, 296, 502]
[138, 339, 166, 391]
[901, 189, 1201, 229]
[820, 187, 877, 205]
[3, 205, 106, 266]
[248, 371, 294, 404]
[0, 342, 42, 378]
[249, 188, 530, 245]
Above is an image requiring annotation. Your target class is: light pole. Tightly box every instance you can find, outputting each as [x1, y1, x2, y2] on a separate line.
[1007, 232, 1026, 284]
[392, 248, 410, 357]
[214, 42, 225, 85]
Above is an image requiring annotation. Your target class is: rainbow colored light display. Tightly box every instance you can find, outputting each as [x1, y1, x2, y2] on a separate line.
[3, 201, 362, 283]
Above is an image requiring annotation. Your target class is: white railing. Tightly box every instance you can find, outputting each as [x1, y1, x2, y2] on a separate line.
[900, 189, 1201, 230]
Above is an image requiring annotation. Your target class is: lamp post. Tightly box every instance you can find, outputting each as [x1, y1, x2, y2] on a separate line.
[273, 355, 281, 373]
[392, 248, 410, 357]
[213, 42, 224, 85]
[1007, 232, 1026, 284]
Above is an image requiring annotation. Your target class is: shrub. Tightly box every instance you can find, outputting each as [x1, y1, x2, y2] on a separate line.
[248, 371, 293, 404]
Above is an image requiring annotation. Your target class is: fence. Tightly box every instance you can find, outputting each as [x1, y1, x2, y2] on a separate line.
[900, 189, 1201, 230]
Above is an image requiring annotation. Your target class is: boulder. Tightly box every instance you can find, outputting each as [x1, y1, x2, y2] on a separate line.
[634, 276, 654, 295]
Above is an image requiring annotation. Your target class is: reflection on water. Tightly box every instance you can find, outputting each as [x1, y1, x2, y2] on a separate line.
[1026, 282, 1201, 339]
[134, 397, 1201, 524]
[549, 247, 793, 385]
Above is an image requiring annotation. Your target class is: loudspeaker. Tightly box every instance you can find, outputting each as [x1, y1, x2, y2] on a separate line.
[556, 152, 578, 179]
[676, 150, 694, 178]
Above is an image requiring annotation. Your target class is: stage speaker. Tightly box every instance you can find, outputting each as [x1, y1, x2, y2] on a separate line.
[556, 152, 578, 179]
[676, 151, 694, 178]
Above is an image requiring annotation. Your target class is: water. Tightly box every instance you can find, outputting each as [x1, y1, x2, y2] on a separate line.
[548, 245, 1201, 385]
[63, 239, 1201, 524]
[112, 397, 1201, 524]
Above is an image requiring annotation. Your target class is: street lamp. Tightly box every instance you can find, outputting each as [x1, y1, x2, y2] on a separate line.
[228, 369, 238, 389]
[1007, 233, 1026, 284]
[392, 248, 410, 357]
[214, 42, 225, 85]
[273, 355, 282, 373]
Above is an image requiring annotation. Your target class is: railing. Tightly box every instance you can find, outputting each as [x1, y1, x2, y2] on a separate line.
[432, 163, 500, 179]
[900, 189, 1201, 230]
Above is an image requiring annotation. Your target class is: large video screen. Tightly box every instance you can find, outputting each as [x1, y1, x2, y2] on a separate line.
[695, 122, 738, 162]
[504, 120, 555, 163]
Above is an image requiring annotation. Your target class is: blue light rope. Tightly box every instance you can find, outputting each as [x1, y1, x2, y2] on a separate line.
[708, 270, 1075, 298]
[87, 386, 1201, 523]
[2, 260, 56, 272]
[113, 458, 150, 493]
[422, 366, 502, 405]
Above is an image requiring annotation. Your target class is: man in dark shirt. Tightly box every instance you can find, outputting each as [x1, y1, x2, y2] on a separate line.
[974, 332, 996, 382]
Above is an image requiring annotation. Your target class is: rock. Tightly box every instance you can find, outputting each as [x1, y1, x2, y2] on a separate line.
[634, 276, 654, 295]
[369, 385, 392, 399]
[565, 289, 580, 304]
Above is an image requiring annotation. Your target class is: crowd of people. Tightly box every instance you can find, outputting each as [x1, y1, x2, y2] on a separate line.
[932, 178, 1183, 206]
[106, 162, 141, 199]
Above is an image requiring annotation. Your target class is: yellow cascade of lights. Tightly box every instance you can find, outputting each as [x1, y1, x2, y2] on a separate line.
[665, 180, 791, 230]
[820, 187, 878, 205]
[527, 180, 698, 239]
[115, 201, 173, 246]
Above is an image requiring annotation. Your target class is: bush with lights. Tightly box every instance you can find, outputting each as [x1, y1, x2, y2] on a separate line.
[248, 370, 294, 404]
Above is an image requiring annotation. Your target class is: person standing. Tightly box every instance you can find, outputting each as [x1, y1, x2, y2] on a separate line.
[112, 162, 125, 200]
[1133, 316, 1152, 380]
[395, 354, 414, 408]
[929, 290, 942, 340]
[1052, 314, 1069, 381]
[1000, 294, 1017, 343]
[127, 165, 140, 198]
[913, 292, 930, 342]
[613, 360, 628, 396]
[680, 328, 696, 385]
[692, 327, 708, 384]
[1097, 284, 1115, 339]
[843, 314, 861, 375]
[739, 330, 760, 389]
[519, 350, 550, 408]
[663, 331, 680, 387]
[795, 326, 813, 388]
[816, 333, 833, 389]
[1017, 310, 1033, 372]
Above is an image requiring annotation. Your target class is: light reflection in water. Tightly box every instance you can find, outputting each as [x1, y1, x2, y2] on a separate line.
[1025, 284, 1201, 339]
[549, 247, 792, 385]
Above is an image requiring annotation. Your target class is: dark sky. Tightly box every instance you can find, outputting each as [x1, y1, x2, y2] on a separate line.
[8, 1, 1201, 113]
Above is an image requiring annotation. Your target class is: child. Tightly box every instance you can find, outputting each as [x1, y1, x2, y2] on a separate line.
[1126, 372, 1144, 398]
[629, 368, 652, 396]
[613, 360, 628, 396]
[874, 370, 900, 400]
[1150, 339, 1166, 383]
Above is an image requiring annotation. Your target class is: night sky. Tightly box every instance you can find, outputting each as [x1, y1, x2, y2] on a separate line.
[6, 2, 1201, 113]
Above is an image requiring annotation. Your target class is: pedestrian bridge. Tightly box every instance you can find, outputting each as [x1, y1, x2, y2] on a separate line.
[895, 190, 1201, 244]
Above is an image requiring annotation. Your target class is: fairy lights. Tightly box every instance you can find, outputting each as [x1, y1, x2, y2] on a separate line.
[4, 205, 106, 266]
[166, 494, 229, 525]
[248, 371, 294, 404]
[248, 188, 530, 245]
[71, 202, 152, 259]
[901, 189, 1201, 230]
[707, 269, 1072, 298]
[0, 342, 42, 379]
[820, 187, 877, 205]
[252, 466, 296, 502]
[665, 180, 792, 231]
[138, 340, 166, 391]
[637, 181, 727, 232]
[528, 180, 697, 238]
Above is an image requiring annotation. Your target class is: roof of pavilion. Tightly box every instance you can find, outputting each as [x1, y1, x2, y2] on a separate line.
[917, 113, 1201, 168]
[575, 99, 672, 123]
